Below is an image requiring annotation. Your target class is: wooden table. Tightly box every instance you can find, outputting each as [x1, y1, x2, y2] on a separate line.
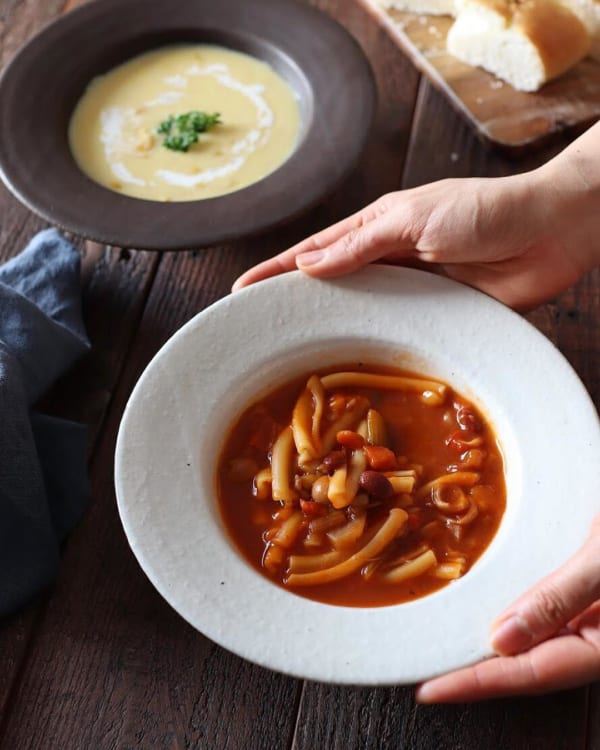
[0, 1, 598, 748]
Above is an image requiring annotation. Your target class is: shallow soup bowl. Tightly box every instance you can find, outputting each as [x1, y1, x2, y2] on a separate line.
[0, 0, 376, 250]
[114, 266, 600, 685]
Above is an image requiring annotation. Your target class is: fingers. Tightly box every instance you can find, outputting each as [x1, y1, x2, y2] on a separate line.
[287, 196, 393, 260]
[490, 520, 600, 656]
[232, 197, 392, 291]
[416, 612, 600, 703]
[294, 209, 420, 277]
[417, 517, 600, 703]
[231, 249, 303, 291]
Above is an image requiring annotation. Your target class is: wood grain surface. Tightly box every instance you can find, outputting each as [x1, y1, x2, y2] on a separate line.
[357, 0, 600, 151]
[0, 1, 598, 748]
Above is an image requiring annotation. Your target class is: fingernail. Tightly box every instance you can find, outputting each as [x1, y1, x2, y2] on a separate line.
[490, 614, 533, 655]
[297, 250, 324, 267]
[414, 683, 434, 704]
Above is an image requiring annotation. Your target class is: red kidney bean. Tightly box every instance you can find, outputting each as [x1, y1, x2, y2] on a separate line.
[359, 471, 393, 499]
[321, 450, 346, 471]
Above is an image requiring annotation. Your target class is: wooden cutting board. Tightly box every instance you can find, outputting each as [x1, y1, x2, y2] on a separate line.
[357, 0, 600, 152]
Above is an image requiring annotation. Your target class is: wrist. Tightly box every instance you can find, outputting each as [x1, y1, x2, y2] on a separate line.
[532, 124, 600, 274]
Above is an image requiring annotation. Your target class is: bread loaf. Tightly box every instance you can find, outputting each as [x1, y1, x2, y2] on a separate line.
[446, 0, 590, 91]
[561, 0, 600, 59]
[379, 0, 456, 15]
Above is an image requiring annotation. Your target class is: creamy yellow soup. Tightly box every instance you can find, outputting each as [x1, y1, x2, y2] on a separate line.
[69, 45, 302, 202]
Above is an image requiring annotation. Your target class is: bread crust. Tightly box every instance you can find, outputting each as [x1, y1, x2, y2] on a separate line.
[514, 1, 590, 77]
[561, 0, 600, 59]
[453, 0, 590, 85]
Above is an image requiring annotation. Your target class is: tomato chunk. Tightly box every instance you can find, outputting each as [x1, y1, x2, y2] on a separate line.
[336, 430, 365, 450]
[364, 445, 398, 471]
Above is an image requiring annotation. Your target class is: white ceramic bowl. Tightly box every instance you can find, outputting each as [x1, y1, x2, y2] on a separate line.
[115, 266, 600, 685]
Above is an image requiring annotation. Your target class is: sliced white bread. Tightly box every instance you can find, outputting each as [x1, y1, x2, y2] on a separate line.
[447, 0, 590, 91]
[378, 0, 456, 15]
[561, 0, 600, 59]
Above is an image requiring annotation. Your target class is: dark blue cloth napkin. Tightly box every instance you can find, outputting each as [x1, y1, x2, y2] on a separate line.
[0, 228, 90, 616]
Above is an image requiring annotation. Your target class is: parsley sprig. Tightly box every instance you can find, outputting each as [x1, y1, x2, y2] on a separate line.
[157, 111, 221, 152]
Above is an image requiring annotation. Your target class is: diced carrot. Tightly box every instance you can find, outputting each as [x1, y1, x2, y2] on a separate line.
[300, 499, 328, 517]
[364, 445, 398, 471]
[336, 430, 365, 450]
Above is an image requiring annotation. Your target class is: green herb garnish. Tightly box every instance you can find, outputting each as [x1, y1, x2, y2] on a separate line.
[157, 111, 221, 152]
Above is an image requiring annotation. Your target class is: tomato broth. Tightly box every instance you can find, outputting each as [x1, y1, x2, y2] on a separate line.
[216, 364, 506, 607]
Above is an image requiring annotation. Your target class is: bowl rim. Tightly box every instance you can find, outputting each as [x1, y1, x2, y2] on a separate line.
[114, 266, 600, 684]
[0, 0, 376, 250]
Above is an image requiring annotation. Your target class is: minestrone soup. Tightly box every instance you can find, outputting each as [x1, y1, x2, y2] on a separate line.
[217, 365, 506, 607]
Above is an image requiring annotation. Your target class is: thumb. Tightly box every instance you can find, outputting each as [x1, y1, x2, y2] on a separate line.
[491, 517, 600, 656]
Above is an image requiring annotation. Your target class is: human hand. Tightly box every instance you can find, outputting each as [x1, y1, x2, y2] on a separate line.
[415, 513, 600, 702]
[233, 127, 600, 310]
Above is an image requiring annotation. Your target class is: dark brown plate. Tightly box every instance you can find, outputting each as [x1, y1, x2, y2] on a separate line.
[0, 0, 376, 250]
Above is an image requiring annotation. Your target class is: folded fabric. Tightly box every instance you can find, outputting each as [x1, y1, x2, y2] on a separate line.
[0, 229, 90, 616]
